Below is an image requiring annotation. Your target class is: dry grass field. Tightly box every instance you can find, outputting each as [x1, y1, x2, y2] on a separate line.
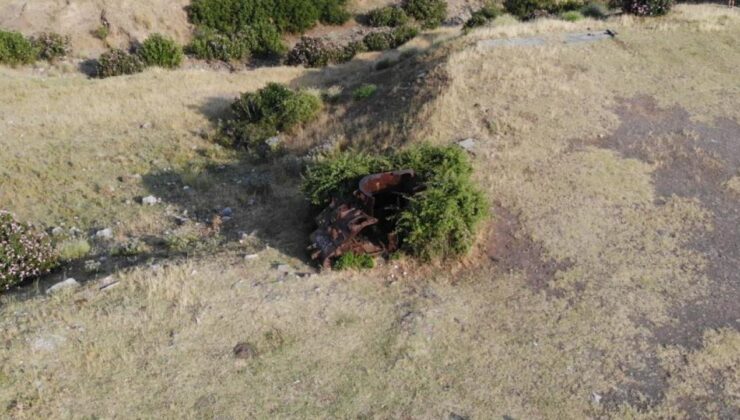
[1, 4, 739, 419]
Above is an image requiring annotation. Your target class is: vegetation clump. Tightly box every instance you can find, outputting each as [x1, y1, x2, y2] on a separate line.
[187, 29, 254, 61]
[363, 26, 419, 51]
[303, 144, 487, 261]
[561, 10, 584, 20]
[367, 6, 410, 27]
[463, 2, 503, 29]
[97, 49, 145, 78]
[31, 32, 71, 62]
[286, 36, 340, 67]
[580, 2, 608, 18]
[1, 211, 57, 290]
[0, 30, 39, 66]
[504, 0, 584, 19]
[137, 33, 184, 68]
[353, 83, 377, 100]
[622, 0, 671, 16]
[333, 252, 375, 270]
[222, 83, 323, 153]
[402, 0, 448, 29]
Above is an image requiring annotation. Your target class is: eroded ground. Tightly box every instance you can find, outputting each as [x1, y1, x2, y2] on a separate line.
[1, 5, 738, 419]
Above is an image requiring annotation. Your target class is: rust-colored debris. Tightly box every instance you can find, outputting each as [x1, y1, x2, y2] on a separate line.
[308, 169, 418, 268]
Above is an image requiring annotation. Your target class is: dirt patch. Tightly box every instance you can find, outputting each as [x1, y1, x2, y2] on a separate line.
[591, 96, 740, 413]
[486, 205, 574, 297]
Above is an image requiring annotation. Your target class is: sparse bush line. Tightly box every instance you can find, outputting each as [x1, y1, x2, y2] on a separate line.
[0, 29, 71, 66]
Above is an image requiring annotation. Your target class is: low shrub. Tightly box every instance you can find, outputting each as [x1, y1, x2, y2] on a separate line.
[187, 29, 253, 61]
[97, 49, 145, 78]
[334, 252, 375, 270]
[622, 0, 671, 16]
[504, 0, 583, 18]
[223, 83, 323, 151]
[353, 83, 377, 100]
[137, 33, 184, 68]
[302, 144, 487, 261]
[363, 31, 394, 51]
[464, 2, 503, 29]
[367, 6, 410, 27]
[402, 0, 447, 29]
[286, 36, 338, 67]
[92, 25, 110, 40]
[1, 211, 57, 290]
[57, 239, 91, 262]
[316, 0, 352, 25]
[31, 32, 71, 61]
[392, 25, 419, 45]
[0, 30, 38, 66]
[274, 0, 321, 33]
[561, 10, 584, 20]
[580, 2, 608, 18]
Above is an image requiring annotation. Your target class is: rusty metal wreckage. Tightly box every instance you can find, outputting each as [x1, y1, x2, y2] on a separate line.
[307, 169, 422, 268]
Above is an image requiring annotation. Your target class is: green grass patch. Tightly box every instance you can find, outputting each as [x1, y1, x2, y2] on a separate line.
[353, 83, 377, 100]
[333, 252, 375, 270]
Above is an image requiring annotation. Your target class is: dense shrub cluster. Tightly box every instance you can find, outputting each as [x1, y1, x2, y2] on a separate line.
[504, 0, 584, 19]
[580, 2, 608, 18]
[1, 211, 57, 290]
[186, 0, 352, 60]
[97, 49, 145, 78]
[363, 26, 419, 51]
[137, 33, 184, 68]
[402, 0, 448, 29]
[367, 6, 410, 27]
[463, 2, 503, 29]
[302, 144, 487, 261]
[222, 83, 323, 152]
[622, 0, 671, 16]
[0, 30, 38, 65]
[353, 83, 377, 100]
[31, 32, 71, 61]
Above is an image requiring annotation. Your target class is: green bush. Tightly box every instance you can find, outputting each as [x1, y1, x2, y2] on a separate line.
[138, 33, 184, 68]
[392, 25, 419, 45]
[57, 239, 91, 262]
[580, 2, 608, 18]
[353, 83, 377, 100]
[464, 2, 503, 29]
[561, 10, 584, 20]
[92, 25, 110, 40]
[334, 252, 375, 270]
[402, 0, 447, 29]
[97, 49, 145, 78]
[286, 36, 339, 67]
[504, 0, 583, 18]
[367, 6, 410, 27]
[188, 30, 252, 61]
[274, 0, 321, 33]
[31, 32, 71, 61]
[0, 30, 38, 66]
[316, 0, 352, 25]
[363, 31, 394, 51]
[223, 83, 323, 151]
[302, 144, 487, 261]
[1, 211, 57, 290]
[622, 0, 671, 16]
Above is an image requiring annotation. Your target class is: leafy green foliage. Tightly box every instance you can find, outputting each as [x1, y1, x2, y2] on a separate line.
[580, 2, 608, 18]
[97, 49, 145, 78]
[353, 83, 377, 100]
[317, 0, 352, 24]
[363, 26, 418, 51]
[464, 2, 503, 29]
[333, 252, 375, 270]
[138, 33, 184, 68]
[402, 0, 447, 29]
[367, 6, 410, 27]
[57, 239, 91, 262]
[1, 211, 57, 290]
[504, 0, 584, 18]
[622, 0, 671, 16]
[0, 30, 38, 66]
[31, 32, 71, 61]
[286, 36, 337, 67]
[223, 83, 323, 151]
[92, 25, 110, 40]
[302, 145, 487, 261]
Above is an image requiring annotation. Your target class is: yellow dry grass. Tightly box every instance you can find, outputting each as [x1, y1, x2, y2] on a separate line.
[1, 4, 739, 418]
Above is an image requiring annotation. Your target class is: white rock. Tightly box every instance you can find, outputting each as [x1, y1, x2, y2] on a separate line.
[47, 278, 80, 294]
[591, 392, 602, 404]
[142, 195, 159, 205]
[245, 254, 259, 260]
[457, 138, 477, 154]
[31, 334, 65, 352]
[95, 228, 113, 239]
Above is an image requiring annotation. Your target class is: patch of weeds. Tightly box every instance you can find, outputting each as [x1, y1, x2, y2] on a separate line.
[402, 0, 447, 29]
[353, 83, 378, 100]
[31, 32, 71, 62]
[581, 2, 608, 18]
[1, 211, 57, 290]
[464, 2, 503, 30]
[362, 26, 417, 52]
[137, 33, 184, 68]
[334, 252, 375, 270]
[0, 30, 38, 66]
[303, 144, 488, 261]
[111, 239, 148, 257]
[221, 83, 322, 154]
[57, 239, 91, 262]
[92, 25, 110, 40]
[187, 29, 255, 61]
[622, 0, 671, 16]
[561, 10, 584, 21]
[83, 259, 102, 274]
[286, 36, 339, 67]
[367, 6, 410, 27]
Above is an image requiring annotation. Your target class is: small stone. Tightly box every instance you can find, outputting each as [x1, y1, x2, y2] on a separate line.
[265, 136, 281, 149]
[140, 122, 152, 129]
[276, 264, 293, 274]
[244, 254, 259, 260]
[51, 227, 64, 237]
[95, 228, 113, 239]
[457, 138, 477, 154]
[233, 342, 257, 359]
[47, 278, 80, 294]
[141, 195, 159, 205]
[592, 392, 602, 404]
[220, 207, 233, 218]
